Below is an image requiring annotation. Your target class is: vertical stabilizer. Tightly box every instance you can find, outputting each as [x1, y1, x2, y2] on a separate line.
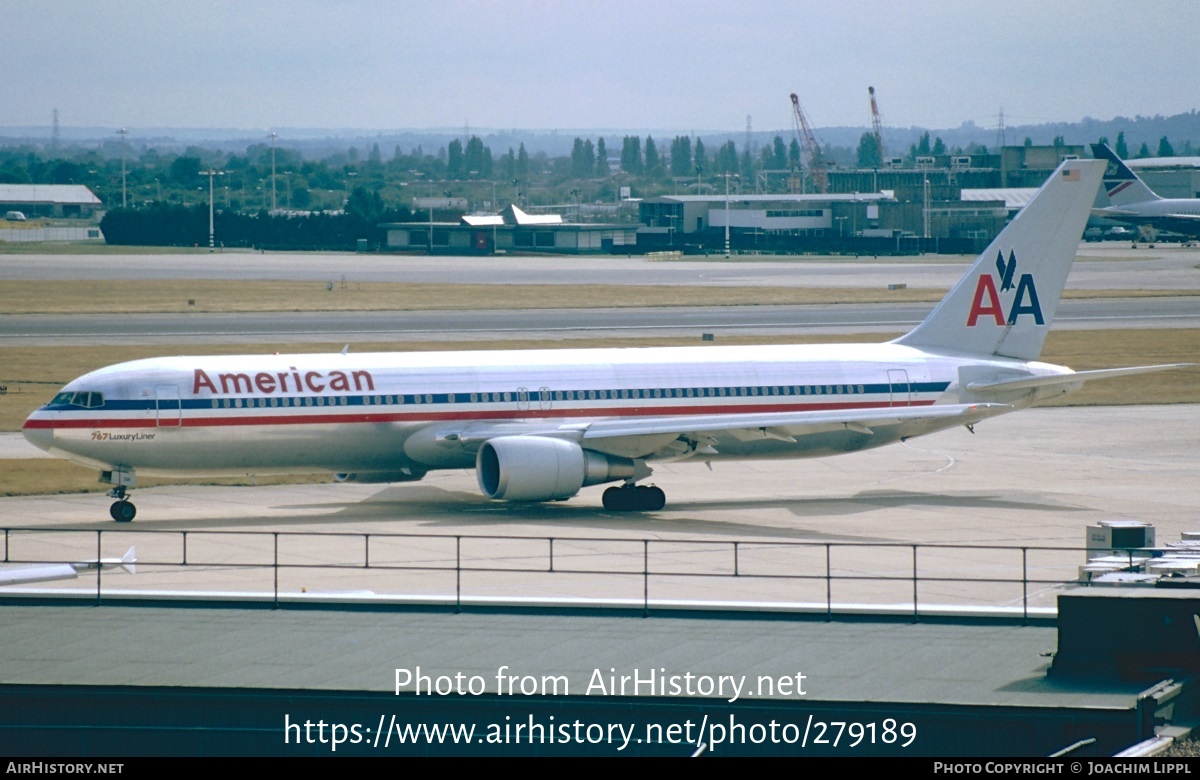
[894, 159, 1104, 361]
[1091, 143, 1160, 206]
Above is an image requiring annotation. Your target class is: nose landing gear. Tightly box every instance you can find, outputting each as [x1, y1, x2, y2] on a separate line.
[99, 468, 137, 522]
[105, 484, 137, 523]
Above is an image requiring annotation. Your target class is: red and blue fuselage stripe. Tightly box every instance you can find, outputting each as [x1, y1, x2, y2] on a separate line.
[26, 380, 951, 430]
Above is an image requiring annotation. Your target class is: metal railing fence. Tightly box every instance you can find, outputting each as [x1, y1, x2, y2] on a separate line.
[0, 527, 1141, 620]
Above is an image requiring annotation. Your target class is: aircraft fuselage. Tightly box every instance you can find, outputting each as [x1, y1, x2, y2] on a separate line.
[22, 343, 1053, 478]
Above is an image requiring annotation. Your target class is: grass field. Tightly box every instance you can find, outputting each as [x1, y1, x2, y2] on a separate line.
[0, 459, 332, 498]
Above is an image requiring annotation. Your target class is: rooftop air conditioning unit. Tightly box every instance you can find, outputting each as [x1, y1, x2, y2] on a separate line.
[1086, 519, 1155, 559]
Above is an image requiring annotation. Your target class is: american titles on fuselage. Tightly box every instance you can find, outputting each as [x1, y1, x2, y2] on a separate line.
[192, 367, 376, 396]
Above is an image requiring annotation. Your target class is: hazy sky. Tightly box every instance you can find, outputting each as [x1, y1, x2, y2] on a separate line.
[4, 0, 1197, 134]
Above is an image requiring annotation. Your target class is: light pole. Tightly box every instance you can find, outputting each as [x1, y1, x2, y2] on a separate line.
[922, 175, 930, 251]
[268, 131, 278, 212]
[200, 169, 223, 252]
[723, 173, 738, 258]
[117, 128, 128, 208]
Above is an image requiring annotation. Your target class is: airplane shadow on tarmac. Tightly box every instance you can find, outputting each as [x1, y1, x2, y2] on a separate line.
[102, 482, 1088, 544]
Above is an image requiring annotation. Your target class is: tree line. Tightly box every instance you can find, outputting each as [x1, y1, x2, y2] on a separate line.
[2, 122, 1196, 249]
[98, 188, 412, 250]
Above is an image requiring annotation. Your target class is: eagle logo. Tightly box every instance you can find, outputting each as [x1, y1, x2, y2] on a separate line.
[995, 250, 1017, 292]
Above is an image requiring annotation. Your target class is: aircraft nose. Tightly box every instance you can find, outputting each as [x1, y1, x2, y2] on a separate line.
[22, 417, 54, 452]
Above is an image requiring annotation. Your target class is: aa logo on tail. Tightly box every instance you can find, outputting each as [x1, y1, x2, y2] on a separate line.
[966, 250, 1044, 326]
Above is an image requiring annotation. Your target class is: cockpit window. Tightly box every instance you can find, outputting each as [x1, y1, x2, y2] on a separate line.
[52, 391, 104, 408]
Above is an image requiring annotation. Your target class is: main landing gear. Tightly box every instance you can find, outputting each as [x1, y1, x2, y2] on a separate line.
[107, 486, 137, 523]
[602, 483, 666, 512]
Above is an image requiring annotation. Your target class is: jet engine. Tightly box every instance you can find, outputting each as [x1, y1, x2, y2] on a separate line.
[476, 436, 643, 502]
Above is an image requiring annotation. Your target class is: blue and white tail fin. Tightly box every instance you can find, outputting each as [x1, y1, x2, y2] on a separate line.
[893, 159, 1105, 361]
[1091, 143, 1160, 207]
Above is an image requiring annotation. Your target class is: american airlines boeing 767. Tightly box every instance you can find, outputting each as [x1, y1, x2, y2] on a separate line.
[22, 159, 1190, 521]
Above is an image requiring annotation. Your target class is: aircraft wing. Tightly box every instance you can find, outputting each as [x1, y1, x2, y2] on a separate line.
[0, 564, 80, 586]
[579, 403, 1009, 440]
[443, 402, 1011, 457]
[1092, 208, 1200, 236]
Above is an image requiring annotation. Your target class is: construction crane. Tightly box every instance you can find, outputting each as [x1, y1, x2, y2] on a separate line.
[868, 86, 886, 163]
[789, 92, 827, 193]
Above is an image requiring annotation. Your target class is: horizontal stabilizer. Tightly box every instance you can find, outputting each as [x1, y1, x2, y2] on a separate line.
[69, 546, 137, 575]
[967, 364, 1196, 393]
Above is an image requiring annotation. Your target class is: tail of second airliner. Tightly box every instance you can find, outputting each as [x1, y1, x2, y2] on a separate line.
[1091, 142, 1161, 206]
[893, 158, 1105, 361]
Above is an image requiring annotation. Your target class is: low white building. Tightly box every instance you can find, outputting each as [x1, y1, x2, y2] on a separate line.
[638, 193, 891, 236]
[382, 204, 633, 254]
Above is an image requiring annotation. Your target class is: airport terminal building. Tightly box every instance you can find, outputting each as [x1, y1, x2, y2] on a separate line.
[380, 144, 1140, 256]
[638, 188, 1009, 255]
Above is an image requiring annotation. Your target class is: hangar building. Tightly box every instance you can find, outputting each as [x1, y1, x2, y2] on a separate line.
[0, 184, 103, 218]
[1127, 156, 1200, 199]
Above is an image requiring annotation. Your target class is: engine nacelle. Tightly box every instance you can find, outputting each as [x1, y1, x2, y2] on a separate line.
[334, 468, 427, 484]
[476, 436, 641, 502]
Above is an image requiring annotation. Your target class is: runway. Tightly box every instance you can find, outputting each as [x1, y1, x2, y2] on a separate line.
[3, 297, 1199, 346]
[2, 243, 1199, 290]
[3, 244, 1197, 344]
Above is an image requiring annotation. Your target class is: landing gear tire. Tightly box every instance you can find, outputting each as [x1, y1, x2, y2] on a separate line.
[110, 500, 136, 523]
[602, 484, 666, 512]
